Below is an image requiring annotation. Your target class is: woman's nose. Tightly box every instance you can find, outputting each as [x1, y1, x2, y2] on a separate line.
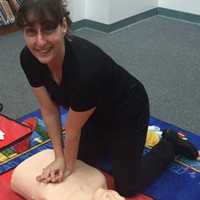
[35, 31, 47, 47]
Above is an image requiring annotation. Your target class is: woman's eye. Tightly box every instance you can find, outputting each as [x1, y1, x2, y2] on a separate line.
[43, 24, 57, 34]
[24, 28, 37, 36]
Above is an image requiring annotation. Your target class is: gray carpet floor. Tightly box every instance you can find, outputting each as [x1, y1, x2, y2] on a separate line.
[0, 16, 200, 135]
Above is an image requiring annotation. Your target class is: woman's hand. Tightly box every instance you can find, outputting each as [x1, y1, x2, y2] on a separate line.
[36, 156, 66, 183]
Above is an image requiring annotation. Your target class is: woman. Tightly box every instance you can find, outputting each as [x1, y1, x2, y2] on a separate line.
[16, 0, 198, 197]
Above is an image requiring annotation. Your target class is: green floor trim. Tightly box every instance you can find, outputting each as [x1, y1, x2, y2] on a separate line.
[72, 7, 200, 33]
[157, 7, 200, 24]
[72, 8, 157, 33]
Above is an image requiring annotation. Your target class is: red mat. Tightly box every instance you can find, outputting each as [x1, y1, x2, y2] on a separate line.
[0, 170, 23, 200]
[0, 170, 153, 200]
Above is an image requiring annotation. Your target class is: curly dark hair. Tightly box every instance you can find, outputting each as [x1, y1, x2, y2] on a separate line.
[15, 0, 72, 30]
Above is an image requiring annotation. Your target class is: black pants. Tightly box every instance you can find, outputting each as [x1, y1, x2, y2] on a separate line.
[78, 83, 175, 197]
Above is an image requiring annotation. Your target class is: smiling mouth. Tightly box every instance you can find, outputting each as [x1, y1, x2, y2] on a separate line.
[35, 47, 52, 55]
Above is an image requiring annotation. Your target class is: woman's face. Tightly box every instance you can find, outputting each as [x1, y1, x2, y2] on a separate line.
[23, 15, 67, 66]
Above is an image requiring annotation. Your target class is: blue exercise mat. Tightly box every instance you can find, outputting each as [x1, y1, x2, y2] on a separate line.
[1, 109, 200, 200]
[144, 117, 200, 200]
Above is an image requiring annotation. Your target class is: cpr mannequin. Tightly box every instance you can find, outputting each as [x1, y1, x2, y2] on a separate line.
[11, 149, 124, 200]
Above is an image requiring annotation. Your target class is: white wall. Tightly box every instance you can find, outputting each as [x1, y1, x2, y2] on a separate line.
[85, 0, 110, 24]
[67, 0, 85, 22]
[109, 0, 157, 24]
[158, 0, 200, 15]
[68, 0, 200, 24]
[68, 0, 158, 24]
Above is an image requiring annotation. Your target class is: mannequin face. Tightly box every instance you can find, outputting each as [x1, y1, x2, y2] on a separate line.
[23, 15, 67, 66]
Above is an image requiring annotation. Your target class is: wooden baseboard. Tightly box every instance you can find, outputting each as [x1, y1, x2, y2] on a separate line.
[0, 23, 19, 36]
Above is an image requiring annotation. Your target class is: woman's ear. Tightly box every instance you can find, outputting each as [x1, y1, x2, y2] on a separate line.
[62, 17, 68, 34]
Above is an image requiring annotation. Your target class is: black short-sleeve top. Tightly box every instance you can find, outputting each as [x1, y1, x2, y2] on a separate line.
[20, 36, 140, 127]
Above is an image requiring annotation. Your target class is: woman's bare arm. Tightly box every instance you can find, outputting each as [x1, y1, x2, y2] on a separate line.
[32, 87, 63, 158]
[64, 107, 96, 173]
